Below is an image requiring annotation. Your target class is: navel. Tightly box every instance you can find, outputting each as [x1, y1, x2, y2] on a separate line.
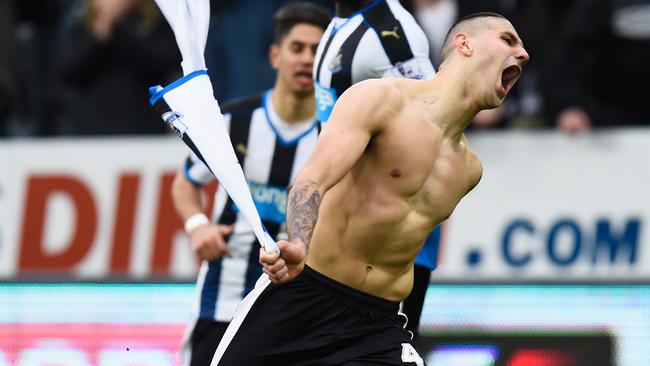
[390, 168, 402, 178]
[359, 265, 373, 287]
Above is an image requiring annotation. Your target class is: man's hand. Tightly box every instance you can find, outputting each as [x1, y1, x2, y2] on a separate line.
[259, 240, 307, 284]
[190, 224, 233, 261]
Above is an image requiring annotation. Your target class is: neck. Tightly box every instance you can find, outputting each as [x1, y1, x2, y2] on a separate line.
[336, 0, 375, 17]
[272, 81, 315, 123]
[423, 65, 483, 140]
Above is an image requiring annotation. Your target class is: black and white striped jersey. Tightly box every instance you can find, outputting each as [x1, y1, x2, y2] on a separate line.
[183, 89, 320, 321]
[313, 0, 436, 123]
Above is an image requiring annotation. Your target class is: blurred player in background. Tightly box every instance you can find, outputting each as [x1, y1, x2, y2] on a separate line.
[170, 3, 330, 365]
[314, 0, 439, 345]
[214, 12, 528, 365]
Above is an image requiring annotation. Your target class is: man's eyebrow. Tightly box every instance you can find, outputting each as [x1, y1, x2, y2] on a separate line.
[502, 31, 524, 48]
[290, 40, 321, 47]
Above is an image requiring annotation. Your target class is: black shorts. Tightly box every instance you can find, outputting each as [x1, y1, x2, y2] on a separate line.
[188, 319, 229, 366]
[213, 265, 426, 366]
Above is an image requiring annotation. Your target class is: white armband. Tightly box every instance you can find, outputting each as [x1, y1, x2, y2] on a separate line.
[184, 213, 209, 234]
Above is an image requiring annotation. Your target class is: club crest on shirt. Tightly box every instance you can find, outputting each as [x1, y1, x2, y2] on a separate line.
[328, 50, 343, 74]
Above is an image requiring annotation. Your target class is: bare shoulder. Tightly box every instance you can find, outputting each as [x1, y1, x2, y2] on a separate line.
[344, 77, 403, 95]
[341, 78, 406, 107]
[334, 78, 407, 131]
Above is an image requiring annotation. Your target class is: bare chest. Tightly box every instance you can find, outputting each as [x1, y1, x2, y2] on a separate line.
[366, 122, 482, 221]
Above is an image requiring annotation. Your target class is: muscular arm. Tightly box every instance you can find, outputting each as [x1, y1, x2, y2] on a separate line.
[286, 179, 321, 250]
[262, 80, 401, 283]
[286, 79, 401, 250]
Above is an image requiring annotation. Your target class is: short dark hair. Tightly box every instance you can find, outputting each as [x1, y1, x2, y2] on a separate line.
[440, 12, 507, 62]
[273, 2, 331, 43]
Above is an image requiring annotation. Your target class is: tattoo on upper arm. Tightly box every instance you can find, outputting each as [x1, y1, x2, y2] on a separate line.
[286, 180, 322, 250]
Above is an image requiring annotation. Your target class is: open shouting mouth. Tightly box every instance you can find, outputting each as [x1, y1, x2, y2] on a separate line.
[500, 64, 522, 96]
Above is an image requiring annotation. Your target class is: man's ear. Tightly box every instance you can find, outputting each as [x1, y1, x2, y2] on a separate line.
[270, 43, 280, 70]
[454, 33, 473, 57]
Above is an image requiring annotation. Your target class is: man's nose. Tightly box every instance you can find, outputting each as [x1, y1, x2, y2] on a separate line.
[302, 49, 315, 65]
[517, 47, 530, 65]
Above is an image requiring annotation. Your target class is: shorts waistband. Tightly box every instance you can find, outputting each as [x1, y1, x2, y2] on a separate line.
[299, 265, 400, 316]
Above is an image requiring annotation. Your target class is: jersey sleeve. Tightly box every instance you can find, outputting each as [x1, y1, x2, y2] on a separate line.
[183, 152, 215, 187]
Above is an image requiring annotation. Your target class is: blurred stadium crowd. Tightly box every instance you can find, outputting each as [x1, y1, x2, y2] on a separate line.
[0, 0, 649, 138]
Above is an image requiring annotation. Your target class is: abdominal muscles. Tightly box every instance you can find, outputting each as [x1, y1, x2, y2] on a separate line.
[306, 179, 438, 300]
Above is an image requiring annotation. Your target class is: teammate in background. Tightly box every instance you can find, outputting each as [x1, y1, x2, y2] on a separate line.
[170, 3, 330, 365]
[314, 0, 439, 344]
[213, 12, 528, 365]
[314, 0, 435, 124]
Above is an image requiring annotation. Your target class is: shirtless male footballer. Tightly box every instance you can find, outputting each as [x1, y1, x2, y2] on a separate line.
[212, 12, 529, 366]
